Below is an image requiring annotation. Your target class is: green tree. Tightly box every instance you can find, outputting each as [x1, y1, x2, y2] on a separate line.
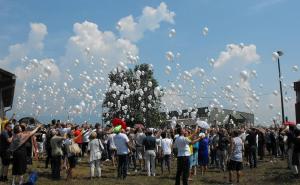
[103, 64, 165, 127]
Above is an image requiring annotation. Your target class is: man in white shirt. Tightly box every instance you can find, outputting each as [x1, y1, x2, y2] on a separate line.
[113, 129, 131, 179]
[174, 127, 202, 185]
[82, 124, 92, 157]
[160, 132, 173, 174]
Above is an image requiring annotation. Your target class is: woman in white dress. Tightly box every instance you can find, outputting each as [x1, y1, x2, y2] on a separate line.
[88, 132, 104, 179]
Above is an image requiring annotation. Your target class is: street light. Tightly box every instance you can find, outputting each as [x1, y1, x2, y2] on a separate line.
[275, 50, 285, 124]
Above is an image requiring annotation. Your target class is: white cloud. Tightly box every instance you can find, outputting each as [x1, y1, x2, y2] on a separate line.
[213, 44, 260, 68]
[1, 22, 47, 70]
[1, 2, 175, 121]
[117, 2, 175, 42]
[62, 21, 138, 70]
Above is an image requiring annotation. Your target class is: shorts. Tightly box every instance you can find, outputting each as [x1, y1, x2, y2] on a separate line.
[136, 147, 144, 160]
[0, 151, 11, 166]
[161, 154, 171, 168]
[228, 160, 243, 171]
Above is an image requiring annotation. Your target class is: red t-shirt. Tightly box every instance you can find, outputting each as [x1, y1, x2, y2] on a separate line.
[74, 129, 83, 144]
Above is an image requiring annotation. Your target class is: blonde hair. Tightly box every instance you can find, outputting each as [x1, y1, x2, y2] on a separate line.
[90, 132, 97, 139]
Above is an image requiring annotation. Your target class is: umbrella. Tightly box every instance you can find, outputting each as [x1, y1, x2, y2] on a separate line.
[284, 121, 296, 126]
[19, 117, 42, 125]
[196, 120, 210, 130]
[134, 123, 145, 129]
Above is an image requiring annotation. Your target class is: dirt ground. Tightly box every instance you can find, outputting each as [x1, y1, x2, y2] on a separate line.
[6, 156, 300, 185]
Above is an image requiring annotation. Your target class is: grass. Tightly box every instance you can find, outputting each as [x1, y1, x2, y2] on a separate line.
[9, 156, 300, 185]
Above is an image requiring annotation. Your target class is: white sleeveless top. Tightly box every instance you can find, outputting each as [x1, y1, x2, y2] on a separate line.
[230, 137, 243, 162]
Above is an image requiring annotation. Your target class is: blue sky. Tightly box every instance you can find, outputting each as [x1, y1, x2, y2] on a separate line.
[0, 0, 299, 125]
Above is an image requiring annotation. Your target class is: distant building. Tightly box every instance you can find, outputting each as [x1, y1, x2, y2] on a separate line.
[163, 107, 254, 128]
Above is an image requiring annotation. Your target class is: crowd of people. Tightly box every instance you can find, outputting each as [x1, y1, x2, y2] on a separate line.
[0, 118, 300, 185]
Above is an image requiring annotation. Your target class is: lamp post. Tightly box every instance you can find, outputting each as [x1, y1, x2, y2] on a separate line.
[294, 81, 300, 124]
[276, 51, 285, 124]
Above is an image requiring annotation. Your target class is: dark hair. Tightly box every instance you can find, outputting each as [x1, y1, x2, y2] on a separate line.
[294, 129, 300, 137]
[20, 123, 26, 132]
[13, 125, 21, 134]
[95, 123, 100, 129]
[161, 132, 166, 139]
[146, 130, 152, 136]
[51, 119, 56, 125]
[176, 127, 182, 135]
[233, 130, 240, 137]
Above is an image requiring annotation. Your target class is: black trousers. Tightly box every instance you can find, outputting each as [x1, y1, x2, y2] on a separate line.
[249, 146, 257, 168]
[51, 155, 62, 180]
[82, 142, 89, 157]
[210, 148, 217, 165]
[175, 156, 190, 185]
[45, 149, 52, 168]
[117, 154, 128, 179]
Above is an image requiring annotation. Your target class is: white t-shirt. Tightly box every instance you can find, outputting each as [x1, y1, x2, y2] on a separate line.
[161, 138, 173, 155]
[82, 129, 92, 143]
[108, 133, 116, 149]
[59, 127, 71, 136]
[174, 136, 191, 157]
[113, 133, 130, 155]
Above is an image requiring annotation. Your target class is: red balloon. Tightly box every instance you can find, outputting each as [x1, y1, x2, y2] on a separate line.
[112, 118, 127, 129]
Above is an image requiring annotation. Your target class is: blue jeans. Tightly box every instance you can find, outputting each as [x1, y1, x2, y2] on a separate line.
[175, 156, 190, 185]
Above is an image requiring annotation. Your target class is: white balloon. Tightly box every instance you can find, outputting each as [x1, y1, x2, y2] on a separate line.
[292, 65, 299, 72]
[165, 65, 172, 75]
[85, 47, 90, 54]
[239, 43, 244, 49]
[269, 104, 274, 109]
[165, 51, 174, 62]
[202, 26, 209, 36]
[169, 29, 176, 38]
[251, 70, 257, 77]
[272, 51, 279, 61]
[209, 58, 215, 66]
[240, 70, 249, 81]
[74, 59, 80, 66]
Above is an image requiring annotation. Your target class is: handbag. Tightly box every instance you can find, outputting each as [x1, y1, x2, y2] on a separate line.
[97, 139, 107, 161]
[68, 140, 81, 156]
